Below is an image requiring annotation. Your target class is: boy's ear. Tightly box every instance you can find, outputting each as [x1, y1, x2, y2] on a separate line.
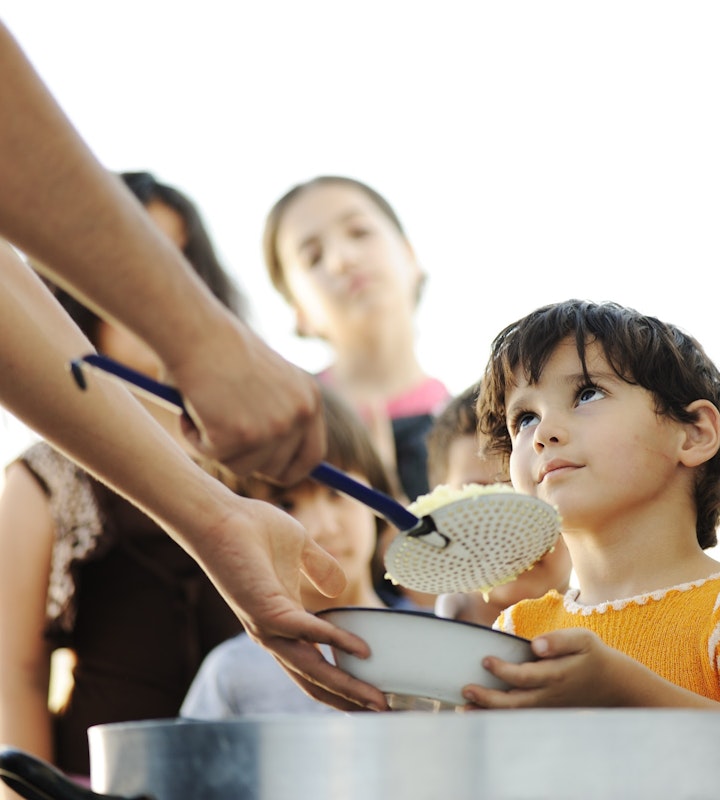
[679, 399, 720, 467]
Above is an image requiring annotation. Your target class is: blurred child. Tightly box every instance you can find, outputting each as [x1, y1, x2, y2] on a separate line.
[464, 299, 720, 708]
[430, 383, 572, 627]
[262, 175, 450, 506]
[180, 385, 412, 717]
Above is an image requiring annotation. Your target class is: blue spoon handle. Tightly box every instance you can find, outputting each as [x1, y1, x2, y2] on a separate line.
[309, 462, 418, 530]
[69, 353, 420, 532]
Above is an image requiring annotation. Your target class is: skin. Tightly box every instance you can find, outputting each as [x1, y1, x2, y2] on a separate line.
[435, 434, 572, 627]
[462, 338, 720, 708]
[0, 21, 325, 485]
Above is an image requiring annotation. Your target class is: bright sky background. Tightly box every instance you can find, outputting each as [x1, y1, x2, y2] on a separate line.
[2, 1, 720, 468]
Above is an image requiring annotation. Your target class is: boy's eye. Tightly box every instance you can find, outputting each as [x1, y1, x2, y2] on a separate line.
[577, 385, 605, 405]
[513, 411, 539, 433]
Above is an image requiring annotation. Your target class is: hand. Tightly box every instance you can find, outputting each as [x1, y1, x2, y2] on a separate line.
[166, 315, 326, 484]
[186, 494, 389, 712]
[461, 628, 663, 709]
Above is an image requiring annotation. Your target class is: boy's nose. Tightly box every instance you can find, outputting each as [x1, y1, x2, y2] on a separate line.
[533, 413, 566, 450]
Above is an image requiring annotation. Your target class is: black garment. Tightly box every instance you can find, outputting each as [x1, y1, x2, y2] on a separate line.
[22, 446, 242, 777]
[392, 413, 435, 502]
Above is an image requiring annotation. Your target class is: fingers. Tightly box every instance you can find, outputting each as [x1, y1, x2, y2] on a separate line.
[180, 389, 326, 483]
[260, 635, 388, 712]
[300, 537, 348, 599]
[531, 628, 595, 659]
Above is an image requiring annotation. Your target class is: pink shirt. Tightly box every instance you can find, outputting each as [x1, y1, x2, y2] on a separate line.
[316, 369, 450, 420]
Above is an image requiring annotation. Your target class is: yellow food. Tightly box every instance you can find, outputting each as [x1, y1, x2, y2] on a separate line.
[408, 482, 516, 518]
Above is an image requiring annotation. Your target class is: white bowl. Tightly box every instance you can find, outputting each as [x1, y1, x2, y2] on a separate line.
[317, 607, 534, 710]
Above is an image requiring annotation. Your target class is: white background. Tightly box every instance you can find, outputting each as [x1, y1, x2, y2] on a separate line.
[2, 1, 720, 469]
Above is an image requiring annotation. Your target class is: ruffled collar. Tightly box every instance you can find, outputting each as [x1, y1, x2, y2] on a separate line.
[562, 571, 720, 615]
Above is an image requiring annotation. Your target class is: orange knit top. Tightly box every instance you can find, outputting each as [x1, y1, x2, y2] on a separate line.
[496, 573, 720, 701]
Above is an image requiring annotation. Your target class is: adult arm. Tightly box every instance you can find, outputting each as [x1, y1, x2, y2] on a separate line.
[0, 20, 324, 484]
[0, 240, 387, 712]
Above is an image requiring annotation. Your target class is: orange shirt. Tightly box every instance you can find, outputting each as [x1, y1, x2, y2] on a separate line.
[496, 573, 720, 701]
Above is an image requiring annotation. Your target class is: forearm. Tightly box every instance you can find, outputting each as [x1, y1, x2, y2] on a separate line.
[0, 22, 231, 367]
[0, 241, 242, 549]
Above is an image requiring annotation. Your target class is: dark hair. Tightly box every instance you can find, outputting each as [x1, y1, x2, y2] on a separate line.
[262, 175, 408, 305]
[478, 299, 720, 548]
[49, 171, 247, 341]
[426, 382, 481, 487]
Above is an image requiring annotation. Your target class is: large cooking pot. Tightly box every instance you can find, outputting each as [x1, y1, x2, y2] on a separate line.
[1, 710, 718, 799]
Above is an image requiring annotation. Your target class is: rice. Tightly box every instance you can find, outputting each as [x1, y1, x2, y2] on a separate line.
[409, 482, 516, 518]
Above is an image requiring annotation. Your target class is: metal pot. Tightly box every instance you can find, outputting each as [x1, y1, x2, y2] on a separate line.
[1, 710, 718, 799]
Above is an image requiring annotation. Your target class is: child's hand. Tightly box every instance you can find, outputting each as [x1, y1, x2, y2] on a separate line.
[461, 628, 654, 708]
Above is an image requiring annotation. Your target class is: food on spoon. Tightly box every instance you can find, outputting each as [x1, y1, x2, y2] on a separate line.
[384, 483, 562, 597]
[408, 482, 517, 517]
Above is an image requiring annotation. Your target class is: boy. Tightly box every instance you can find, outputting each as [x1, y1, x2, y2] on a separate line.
[463, 299, 720, 708]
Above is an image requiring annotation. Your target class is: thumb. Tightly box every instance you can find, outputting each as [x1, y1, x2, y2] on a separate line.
[532, 627, 591, 659]
[301, 538, 348, 598]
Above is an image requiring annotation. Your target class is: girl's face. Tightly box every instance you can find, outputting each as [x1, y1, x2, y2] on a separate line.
[274, 183, 423, 339]
[505, 338, 686, 534]
[259, 472, 379, 609]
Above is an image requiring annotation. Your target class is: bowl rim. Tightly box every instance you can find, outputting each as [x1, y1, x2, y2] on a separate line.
[315, 606, 531, 644]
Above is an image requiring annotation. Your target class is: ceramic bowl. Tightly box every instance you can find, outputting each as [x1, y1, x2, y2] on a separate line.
[317, 607, 534, 710]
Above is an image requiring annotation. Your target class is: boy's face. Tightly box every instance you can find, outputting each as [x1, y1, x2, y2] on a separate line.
[505, 337, 686, 533]
[257, 473, 378, 605]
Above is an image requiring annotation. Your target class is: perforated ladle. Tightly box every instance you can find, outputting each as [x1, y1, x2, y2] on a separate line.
[69, 353, 561, 594]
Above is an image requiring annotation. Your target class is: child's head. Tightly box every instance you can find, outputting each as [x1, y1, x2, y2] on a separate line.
[262, 176, 425, 339]
[426, 382, 510, 489]
[478, 299, 720, 548]
[240, 384, 392, 609]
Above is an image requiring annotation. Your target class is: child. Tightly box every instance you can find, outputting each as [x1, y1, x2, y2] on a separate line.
[463, 299, 720, 709]
[430, 383, 572, 627]
[180, 386, 411, 718]
[262, 175, 451, 506]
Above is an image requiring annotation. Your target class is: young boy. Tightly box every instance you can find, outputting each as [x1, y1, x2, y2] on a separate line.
[429, 384, 572, 627]
[180, 386, 407, 718]
[463, 299, 720, 709]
